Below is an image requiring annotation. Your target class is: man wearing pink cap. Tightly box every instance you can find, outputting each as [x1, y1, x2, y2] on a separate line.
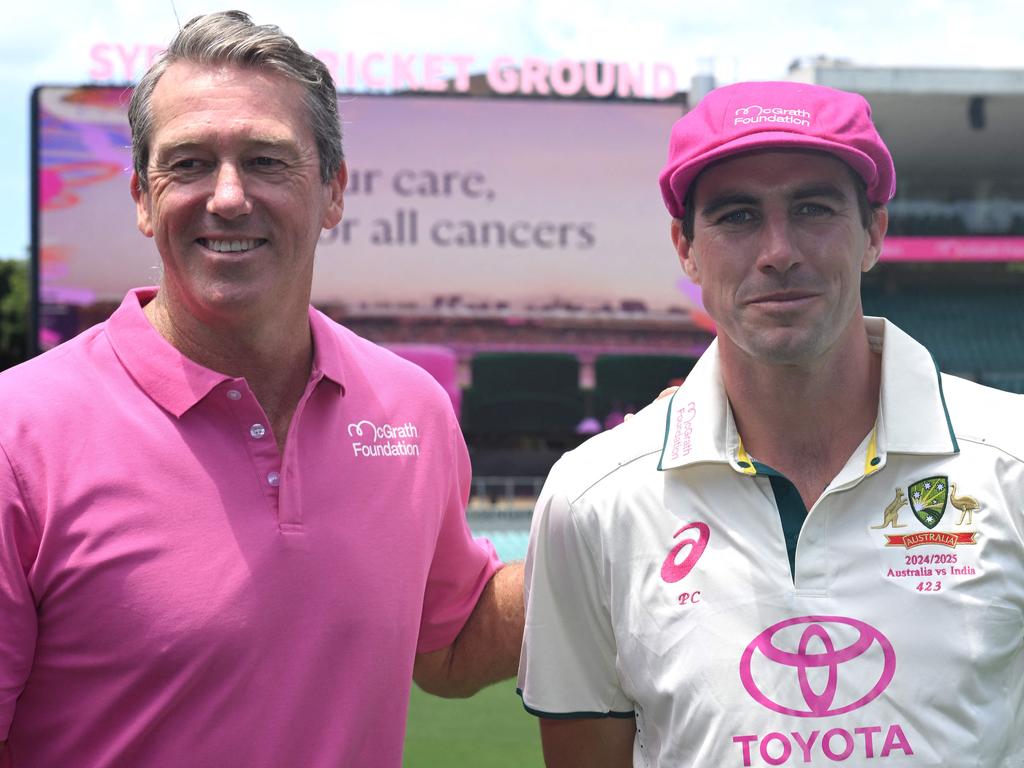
[519, 81, 1023, 766]
[0, 12, 522, 767]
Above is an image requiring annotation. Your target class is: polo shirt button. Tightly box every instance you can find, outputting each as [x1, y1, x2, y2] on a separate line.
[226, 389, 242, 401]
[250, 423, 267, 439]
[267, 471, 281, 487]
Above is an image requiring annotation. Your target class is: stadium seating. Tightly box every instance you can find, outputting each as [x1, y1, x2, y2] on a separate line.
[592, 353, 697, 423]
[861, 287, 1024, 376]
[886, 213, 969, 236]
[461, 352, 585, 437]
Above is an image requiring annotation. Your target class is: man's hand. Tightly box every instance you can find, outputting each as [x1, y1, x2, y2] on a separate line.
[655, 385, 680, 401]
[624, 386, 679, 422]
[412, 562, 524, 698]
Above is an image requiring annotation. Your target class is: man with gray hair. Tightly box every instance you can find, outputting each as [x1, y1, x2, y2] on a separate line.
[0, 11, 522, 766]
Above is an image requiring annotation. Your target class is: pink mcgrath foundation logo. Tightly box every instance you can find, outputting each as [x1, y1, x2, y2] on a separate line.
[346, 419, 421, 459]
[669, 400, 697, 461]
[733, 104, 812, 128]
[740, 616, 895, 718]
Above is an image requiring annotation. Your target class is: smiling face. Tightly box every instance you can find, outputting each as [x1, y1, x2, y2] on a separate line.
[131, 61, 346, 328]
[674, 149, 887, 369]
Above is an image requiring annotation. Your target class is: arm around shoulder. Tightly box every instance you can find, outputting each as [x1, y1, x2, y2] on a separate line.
[413, 561, 524, 698]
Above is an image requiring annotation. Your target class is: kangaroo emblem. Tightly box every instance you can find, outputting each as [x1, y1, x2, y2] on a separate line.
[949, 483, 981, 526]
[872, 488, 909, 529]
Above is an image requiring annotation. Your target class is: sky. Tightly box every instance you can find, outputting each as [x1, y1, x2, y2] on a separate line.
[5, 0, 1024, 258]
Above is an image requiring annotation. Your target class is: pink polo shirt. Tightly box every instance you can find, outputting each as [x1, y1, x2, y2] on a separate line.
[0, 288, 501, 767]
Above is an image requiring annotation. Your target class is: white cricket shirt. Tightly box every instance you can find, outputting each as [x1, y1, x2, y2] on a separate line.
[518, 318, 1024, 767]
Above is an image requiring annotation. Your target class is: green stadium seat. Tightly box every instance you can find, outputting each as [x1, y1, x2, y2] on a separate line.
[462, 352, 585, 437]
[592, 353, 697, 423]
[861, 287, 1024, 375]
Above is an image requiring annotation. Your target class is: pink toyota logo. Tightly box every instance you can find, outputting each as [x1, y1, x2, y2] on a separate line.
[739, 616, 895, 718]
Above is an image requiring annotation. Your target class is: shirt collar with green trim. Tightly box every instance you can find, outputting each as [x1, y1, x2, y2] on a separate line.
[658, 317, 959, 473]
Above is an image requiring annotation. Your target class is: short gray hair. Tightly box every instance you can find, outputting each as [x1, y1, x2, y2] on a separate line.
[128, 10, 342, 191]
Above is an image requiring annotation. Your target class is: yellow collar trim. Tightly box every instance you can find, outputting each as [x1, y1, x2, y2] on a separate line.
[864, 425, 882, 476]
[735, 438, 758, 475]
[736, 425, 881, 478]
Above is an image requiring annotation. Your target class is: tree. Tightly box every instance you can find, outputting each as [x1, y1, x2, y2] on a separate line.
[0, 258, 29, 371]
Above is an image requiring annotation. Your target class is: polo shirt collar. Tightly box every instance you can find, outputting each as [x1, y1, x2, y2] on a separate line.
[656, 338, 732, 470]
[871, 316, 958, 456]
[658, 316, 958, 473]
[106, 288, 232, 418]
[106, 288, 347, 418]
[307, 306, 347, 391]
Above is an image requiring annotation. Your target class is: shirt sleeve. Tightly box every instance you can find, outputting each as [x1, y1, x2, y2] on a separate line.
[517, 458, 634, 718]
[415, 413, 502, 654]
[0, 441, 39, 739]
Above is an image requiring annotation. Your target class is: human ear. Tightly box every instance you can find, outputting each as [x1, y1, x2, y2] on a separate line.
[322, 160, 348, 230]
[130, 171, 154, 238]
[671, 219, 701, 284]
[862, 207, 889, 272]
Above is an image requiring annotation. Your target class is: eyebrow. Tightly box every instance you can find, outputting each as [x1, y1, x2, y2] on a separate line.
[700, 182, 852, 218]
[791, 182, 851, 203]
[700, 192, 759, 219]
[153, 137, 298, 159]
[246, 138, 299, 153]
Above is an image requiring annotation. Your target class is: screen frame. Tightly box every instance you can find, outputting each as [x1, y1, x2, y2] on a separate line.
[29, 84, 689, 357]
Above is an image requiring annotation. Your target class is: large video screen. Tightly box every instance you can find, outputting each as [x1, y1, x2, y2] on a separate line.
[33, 85, 699, 352]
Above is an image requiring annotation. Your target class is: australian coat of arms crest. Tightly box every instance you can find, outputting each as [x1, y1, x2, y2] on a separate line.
[908, 476, 948, 529]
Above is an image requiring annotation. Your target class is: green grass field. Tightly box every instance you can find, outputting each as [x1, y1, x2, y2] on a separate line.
[404, 681, 544, 767]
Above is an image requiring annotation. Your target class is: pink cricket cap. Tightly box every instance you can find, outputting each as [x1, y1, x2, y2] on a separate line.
[659, 80, 896, 219]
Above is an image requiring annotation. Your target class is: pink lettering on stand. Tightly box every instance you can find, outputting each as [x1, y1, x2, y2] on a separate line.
[83, 44, 683, 99]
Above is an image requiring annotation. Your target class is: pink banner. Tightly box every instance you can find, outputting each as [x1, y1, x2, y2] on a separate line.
[882, 236, 1024, 262]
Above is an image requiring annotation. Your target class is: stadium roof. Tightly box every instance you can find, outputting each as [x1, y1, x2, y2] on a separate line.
[787, 59, 1024, 179]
